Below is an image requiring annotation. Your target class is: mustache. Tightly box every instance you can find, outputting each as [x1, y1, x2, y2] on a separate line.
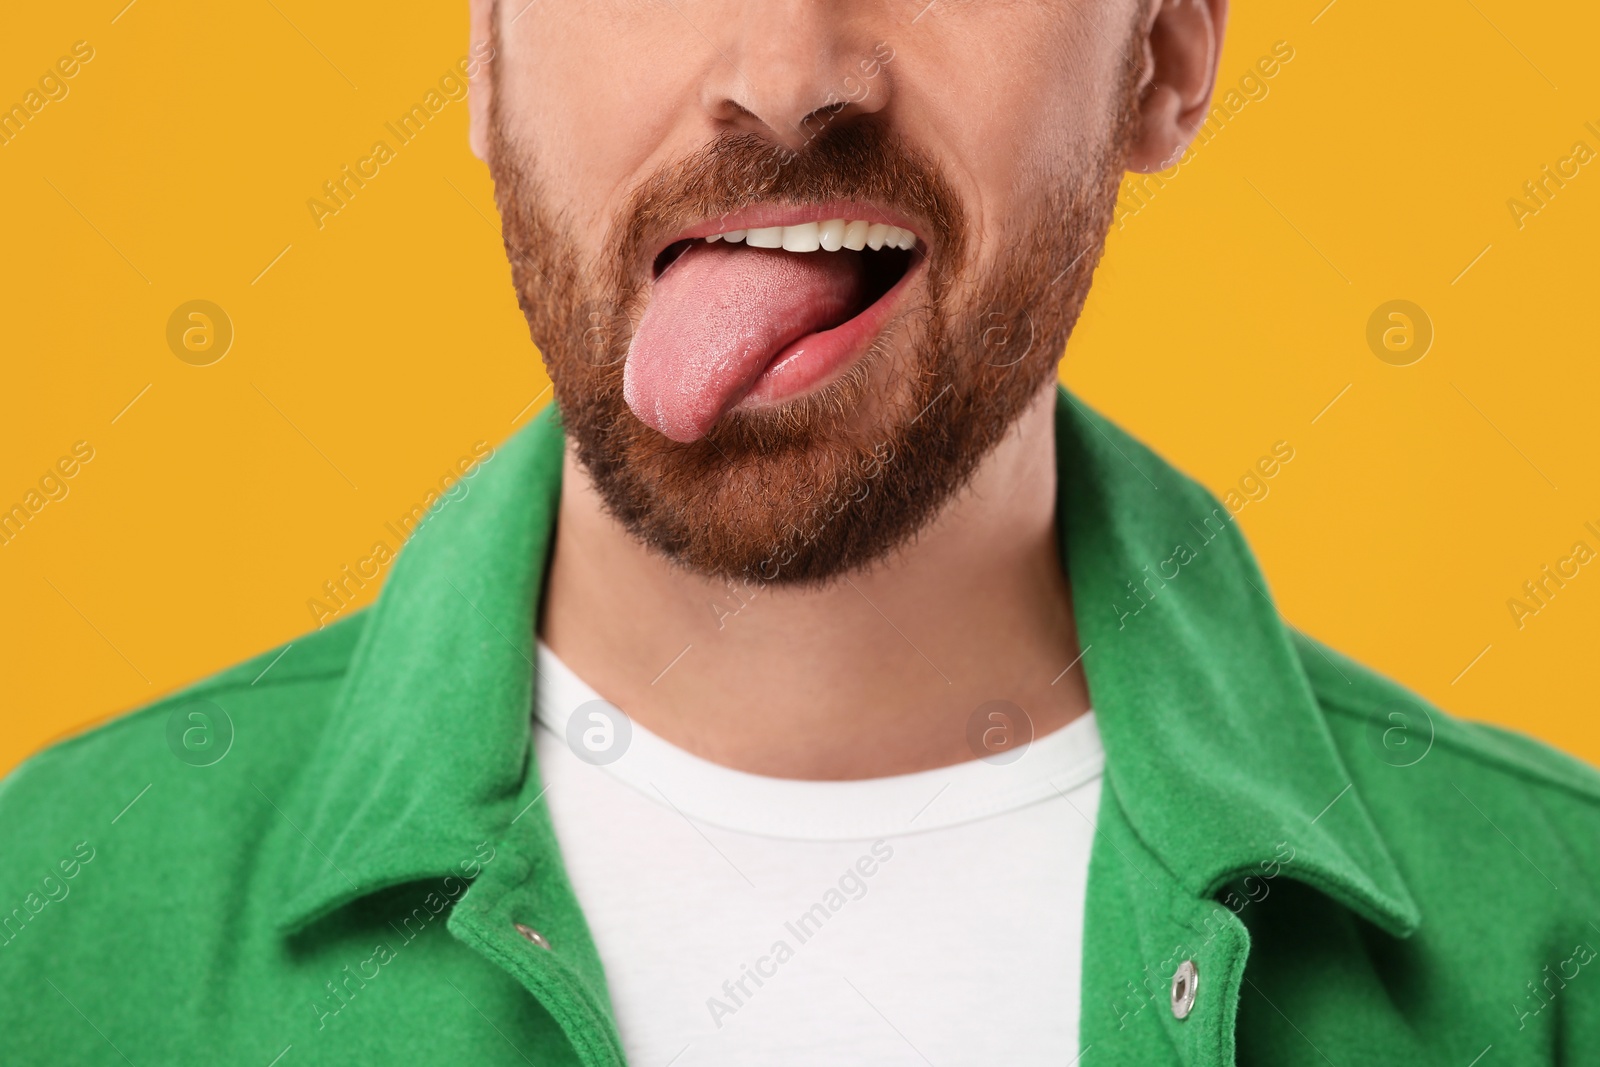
[609, 121, 968, 292]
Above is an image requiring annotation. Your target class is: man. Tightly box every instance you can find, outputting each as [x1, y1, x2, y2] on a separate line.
[3, 0, 1597, 1063]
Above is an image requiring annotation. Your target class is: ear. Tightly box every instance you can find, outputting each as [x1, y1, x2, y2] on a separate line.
[468, 0, 494, 161]
[1126, 0, 1228, 173]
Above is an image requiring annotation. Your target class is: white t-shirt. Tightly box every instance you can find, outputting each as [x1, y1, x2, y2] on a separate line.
[533, 642, 1104, 1066]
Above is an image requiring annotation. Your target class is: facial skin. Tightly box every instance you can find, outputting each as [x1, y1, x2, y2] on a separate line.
[468, 0, 1225, 778]
[471, 0, 1225, 586]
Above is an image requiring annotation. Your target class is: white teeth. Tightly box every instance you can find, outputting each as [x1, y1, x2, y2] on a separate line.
[746, 226, 783, 248]
[781, 221, 822, 252]
[701, 218, 915, 253]
[818, 219, 847, 251]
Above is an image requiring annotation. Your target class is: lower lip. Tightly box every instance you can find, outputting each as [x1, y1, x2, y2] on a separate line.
[731, 253, 926, 412]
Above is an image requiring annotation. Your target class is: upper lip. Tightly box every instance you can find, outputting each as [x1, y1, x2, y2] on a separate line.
[647, 200, 926, 269]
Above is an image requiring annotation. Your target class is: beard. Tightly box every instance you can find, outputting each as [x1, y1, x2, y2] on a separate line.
[487, 66, 1138, 588]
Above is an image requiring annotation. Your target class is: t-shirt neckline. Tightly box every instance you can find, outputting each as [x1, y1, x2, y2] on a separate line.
[534, 641, 1104, 841]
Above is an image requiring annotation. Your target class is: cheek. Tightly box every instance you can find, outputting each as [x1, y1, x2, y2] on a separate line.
[899, 11, 1128, 264]
[500, 11, 709, 250]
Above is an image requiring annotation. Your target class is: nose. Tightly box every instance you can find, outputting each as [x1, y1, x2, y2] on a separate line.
[701, 3, 891, 152]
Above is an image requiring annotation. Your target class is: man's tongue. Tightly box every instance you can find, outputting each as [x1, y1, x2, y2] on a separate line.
[623, 241, 866, 442]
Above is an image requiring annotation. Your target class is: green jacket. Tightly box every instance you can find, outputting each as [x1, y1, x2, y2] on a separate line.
[4, 390, 1598, 1065]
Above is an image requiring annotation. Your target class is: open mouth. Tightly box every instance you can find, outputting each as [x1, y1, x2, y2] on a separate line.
[652, 220, 918, 341]
[624, 211, 924, 443]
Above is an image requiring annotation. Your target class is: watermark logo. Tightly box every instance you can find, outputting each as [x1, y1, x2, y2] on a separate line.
[306, 44, 495, 230]
[165, 699, 234, 767]
[1114, 41, 1296, 228]
[566, 699, 633, 765]
[1506, 523, 1600, 630]
[166, 299, 233, 366]
[1366, 299, 1432, 367]
[965, 700, 1033, 765]
[0, 440, 95, 549]
[0, 841, 96, 949]
[1364, 702, 1435, 768]
[1513, 941, 1596, 1030]
[705, 841, 895, 1028]
[1, 40, 95, 149]
[1507, 124, 1598, 231]
[578, 298, 633, 367]
[979, 306, 1035, 368]
[310, 841, 497, 1030]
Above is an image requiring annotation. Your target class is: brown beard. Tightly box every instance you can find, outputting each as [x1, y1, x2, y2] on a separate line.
[487, 60, 1138, 588]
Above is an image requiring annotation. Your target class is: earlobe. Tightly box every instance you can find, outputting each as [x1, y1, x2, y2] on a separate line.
[1125, 0, 1227, 173]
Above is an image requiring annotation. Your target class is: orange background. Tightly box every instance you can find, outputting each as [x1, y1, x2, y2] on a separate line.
[2, 0, 1597, 776]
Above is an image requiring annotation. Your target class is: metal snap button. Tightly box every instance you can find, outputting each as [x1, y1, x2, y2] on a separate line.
[514, 923, 552, 950]
[1171, 959, 1198, 1019]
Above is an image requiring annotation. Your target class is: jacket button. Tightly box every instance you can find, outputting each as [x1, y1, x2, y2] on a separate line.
[1170, 959, 1198, 1019]
[514, 923, 552, 950]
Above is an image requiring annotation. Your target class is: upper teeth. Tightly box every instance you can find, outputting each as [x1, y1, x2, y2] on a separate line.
[705, 219, 916, 252]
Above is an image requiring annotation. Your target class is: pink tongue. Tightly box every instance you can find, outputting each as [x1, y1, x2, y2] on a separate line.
[624, 241, 865, 442]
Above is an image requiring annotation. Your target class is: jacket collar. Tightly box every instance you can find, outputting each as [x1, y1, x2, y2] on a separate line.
[277, 409, 565, 932]
[1054, 388, 1417, 936]
[276, 388, 1418, 938]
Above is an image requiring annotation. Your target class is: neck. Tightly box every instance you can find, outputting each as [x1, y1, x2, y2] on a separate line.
[539, 382, 1091, 779]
